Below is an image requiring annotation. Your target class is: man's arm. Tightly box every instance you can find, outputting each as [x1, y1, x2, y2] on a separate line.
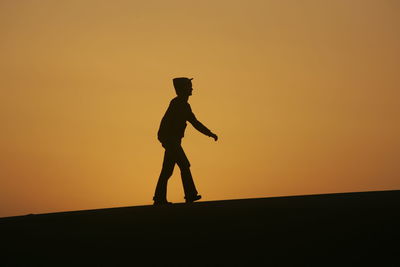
[187, 107, 218, 141]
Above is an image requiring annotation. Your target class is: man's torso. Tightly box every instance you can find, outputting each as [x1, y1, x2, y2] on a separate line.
[158, 97, 192, 144]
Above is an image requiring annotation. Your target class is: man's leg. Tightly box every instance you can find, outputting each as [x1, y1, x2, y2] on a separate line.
[174, 146, 200, 201]
[153, 148, 175, 202]
[181, 168, 201, 201]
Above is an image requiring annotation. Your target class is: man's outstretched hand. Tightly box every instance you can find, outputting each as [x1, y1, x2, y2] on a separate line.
[210, 133, 218, 141]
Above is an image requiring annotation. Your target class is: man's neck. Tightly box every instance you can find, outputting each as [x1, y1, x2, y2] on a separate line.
[177, 95, 189, 102]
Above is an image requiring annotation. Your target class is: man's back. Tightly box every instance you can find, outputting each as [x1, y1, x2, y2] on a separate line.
[158, 97, 191, 144]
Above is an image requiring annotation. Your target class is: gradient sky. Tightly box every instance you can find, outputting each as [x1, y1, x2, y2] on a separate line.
[1, 0, 399, 217]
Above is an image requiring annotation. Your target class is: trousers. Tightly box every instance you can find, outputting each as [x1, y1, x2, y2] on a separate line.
[153, 142, 198, 201]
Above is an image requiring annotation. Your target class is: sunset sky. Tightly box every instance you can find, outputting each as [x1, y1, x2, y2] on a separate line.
[1, 0, 399, 217]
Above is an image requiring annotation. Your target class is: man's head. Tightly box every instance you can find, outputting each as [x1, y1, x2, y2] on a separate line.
[173, 77, 193, 96]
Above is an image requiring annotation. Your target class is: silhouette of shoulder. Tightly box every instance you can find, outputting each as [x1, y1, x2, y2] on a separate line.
[165, 97, 192, 119]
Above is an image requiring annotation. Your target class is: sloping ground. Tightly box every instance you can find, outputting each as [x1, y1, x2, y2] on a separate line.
[1, 190, 399, 266]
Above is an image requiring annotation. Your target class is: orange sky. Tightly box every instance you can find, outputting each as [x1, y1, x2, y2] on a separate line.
[1, 0, 399, 217]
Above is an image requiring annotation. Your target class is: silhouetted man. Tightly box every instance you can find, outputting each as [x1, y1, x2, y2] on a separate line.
[153, 77, 218, 205]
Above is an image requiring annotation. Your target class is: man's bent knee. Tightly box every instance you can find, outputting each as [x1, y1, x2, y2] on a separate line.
[177, 159, 190, 170]
[179, 166, 191, 174]
[160, 168, 174, 180]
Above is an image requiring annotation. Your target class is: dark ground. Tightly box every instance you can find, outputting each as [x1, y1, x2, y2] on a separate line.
[1, 190, 399, 266]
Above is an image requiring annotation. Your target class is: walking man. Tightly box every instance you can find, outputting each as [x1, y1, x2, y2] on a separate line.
[153, 77, 218, 205]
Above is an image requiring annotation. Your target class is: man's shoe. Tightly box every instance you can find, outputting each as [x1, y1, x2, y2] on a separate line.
[185, 195, 202, 203]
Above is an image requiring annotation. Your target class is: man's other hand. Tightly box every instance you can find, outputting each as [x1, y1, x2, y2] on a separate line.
[210, 133, 218, 141]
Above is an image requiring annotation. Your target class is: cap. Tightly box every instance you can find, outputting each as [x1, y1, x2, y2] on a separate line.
[173, 77, 193, 89]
